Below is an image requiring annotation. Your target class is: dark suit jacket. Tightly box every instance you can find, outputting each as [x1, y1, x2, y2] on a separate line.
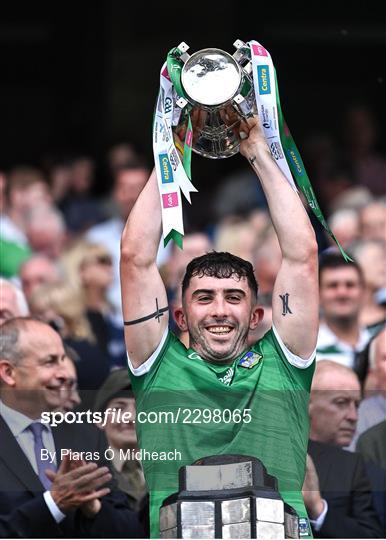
[0, 416, 145, 538]
[308, 439, 383, 538]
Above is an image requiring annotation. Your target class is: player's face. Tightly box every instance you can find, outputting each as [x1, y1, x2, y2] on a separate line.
[177, 275, 262, 364]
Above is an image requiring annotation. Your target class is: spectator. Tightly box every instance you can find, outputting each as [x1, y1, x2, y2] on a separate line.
[24, 204, 67, 260]
[214, 219, 257, 263]
[19, 254, 62, 303]
[317, 250, 371, 370]
[309, 360, 361, 447]
[0, 317, 144, 538]
[28, 282, 110, 410]
[357, 420, 386, 472]
[359, 200, 386, 243]
[60, 347, 81, 412]
[327, 208, 360, 249]
[94, 369, 147, 510]
[253, 227, 282, 296]
[351, 328, 386, 448]
[85, 161, 150, 312]
[107, 142, 139, 178]
[349, 240, 386, 327]
[59, 155, 106, 234]
[212, 168, 266, 221]
[0, 236, 31, 278]
[78, 242, 127, 369]
[0, 278, 29, 324]
[0, 166, 51, 246]
[305, 360, 383, 537]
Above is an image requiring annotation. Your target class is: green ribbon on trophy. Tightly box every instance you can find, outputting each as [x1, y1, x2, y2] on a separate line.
[153, 40, 351, 261]
[247, 40, 351, 261]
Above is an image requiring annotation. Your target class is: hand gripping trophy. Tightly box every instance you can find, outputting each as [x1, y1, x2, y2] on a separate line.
[152, 39, 349, 259]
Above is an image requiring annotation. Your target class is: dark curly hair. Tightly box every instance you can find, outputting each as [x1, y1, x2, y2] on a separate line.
[182, 251, 258, 300]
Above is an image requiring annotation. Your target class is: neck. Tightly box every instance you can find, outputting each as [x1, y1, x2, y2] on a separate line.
[325, 316, 360, 347]
[84, 286, 108, 312]
[1, 391, 42, 420]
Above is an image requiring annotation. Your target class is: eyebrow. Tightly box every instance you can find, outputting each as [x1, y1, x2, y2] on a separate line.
[38, 354, 66, 364]
[192, 289, 247, 297]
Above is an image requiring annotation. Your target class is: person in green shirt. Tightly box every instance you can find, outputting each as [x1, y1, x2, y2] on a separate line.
[120, 116, 319, 537]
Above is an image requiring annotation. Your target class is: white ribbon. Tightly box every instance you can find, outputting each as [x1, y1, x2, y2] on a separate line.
[249, 41, 297, 192]
[153, 63, 197, 244]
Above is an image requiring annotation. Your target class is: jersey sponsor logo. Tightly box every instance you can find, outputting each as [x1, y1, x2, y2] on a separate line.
[218, 367, 234, 386]
[286, 148, 304, 176]
[159, 154, 174, 183]
[252, 44, 268, 57]
[257, 65, 271, 95]
[162, 192, 178, 208]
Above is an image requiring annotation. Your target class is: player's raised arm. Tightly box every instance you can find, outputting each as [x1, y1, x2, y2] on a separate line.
[240, 116, 318, 360]
[120, 168, 169, 368]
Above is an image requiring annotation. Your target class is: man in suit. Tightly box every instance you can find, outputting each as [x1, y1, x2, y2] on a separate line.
[0, 317, 144, 538]
[304, 360, 383, 537]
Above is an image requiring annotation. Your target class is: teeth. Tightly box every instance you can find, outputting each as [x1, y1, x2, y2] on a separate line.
[208, 326, 232, 334]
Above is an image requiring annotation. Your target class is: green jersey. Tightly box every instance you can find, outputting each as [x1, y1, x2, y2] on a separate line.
[129, 327, 315, 537]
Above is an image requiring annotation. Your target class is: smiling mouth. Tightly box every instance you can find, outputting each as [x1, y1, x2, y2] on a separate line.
[206, 326, 233, 336]
[46, 385, 65, 395]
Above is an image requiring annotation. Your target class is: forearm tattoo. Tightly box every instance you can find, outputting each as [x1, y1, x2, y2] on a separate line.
[279, 293, 293, 316]
[124, 298, 168, 326]
[249, 156, 257, 167]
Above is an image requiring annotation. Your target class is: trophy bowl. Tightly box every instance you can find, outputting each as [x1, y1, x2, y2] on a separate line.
[174, 41, 257, 159]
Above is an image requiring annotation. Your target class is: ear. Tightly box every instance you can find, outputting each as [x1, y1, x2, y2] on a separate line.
[249, 306, 264, 330]
[173, 306, 188, 332]
[0, 360, 17, 387]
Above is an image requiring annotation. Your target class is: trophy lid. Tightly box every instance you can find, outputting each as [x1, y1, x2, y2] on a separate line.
[181, 48, 241, 106]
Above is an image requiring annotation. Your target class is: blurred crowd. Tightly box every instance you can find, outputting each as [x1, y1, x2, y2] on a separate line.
[0, 101, 385, 537]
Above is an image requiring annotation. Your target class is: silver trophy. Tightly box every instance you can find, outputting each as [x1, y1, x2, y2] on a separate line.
[173, 40, 256, 159]
[159, 455, 300, 539]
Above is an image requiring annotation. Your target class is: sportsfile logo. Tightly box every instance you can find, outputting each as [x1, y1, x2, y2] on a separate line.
[162, 192, 179, 208]
[252, 44, 268, 57]
[257, 65, 271, 95]
[159, 154, 173, 184]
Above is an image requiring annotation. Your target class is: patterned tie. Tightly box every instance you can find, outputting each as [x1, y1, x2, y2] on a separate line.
[29, 422, 57, 489]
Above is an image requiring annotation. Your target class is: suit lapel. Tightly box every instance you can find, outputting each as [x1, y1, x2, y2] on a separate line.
[0, 416, 44, 492]
[308, 439, 333, 491]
